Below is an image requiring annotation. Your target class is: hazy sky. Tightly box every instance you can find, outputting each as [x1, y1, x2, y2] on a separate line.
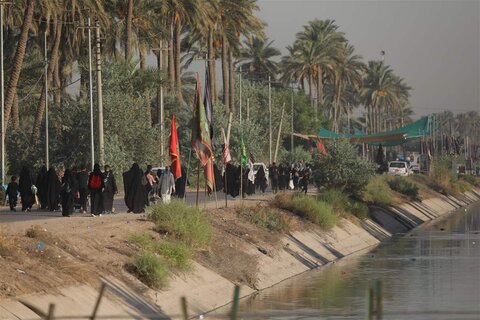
[256, 0, 480, 116]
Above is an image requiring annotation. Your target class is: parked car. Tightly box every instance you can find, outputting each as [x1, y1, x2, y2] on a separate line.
[253, 163, 269, 181]
[388, 161, 412, 176]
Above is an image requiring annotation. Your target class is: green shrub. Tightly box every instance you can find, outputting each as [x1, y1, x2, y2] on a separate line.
[129, 253, 169, 288]
[312, 139, 376, 195]
[318, 189, 369, 220]
[274, 193, 336, 229]
[237, 206, 291, 232]
[388, 177, 419, 200]
[460, 174, 480, 187]
[149, 200, 212, 248]
[347, 201, 370, 220]
[363, 176, 393, 205]
[151, 241, 191, 271]
[129, 232, 192, 277]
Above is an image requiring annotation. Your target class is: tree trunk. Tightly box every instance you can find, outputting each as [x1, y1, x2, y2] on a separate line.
[228, 48, 235, 113]
[125, 0, 134, 60]
[12, 94, 19, 130]
[31, 21, 62, 143]
[3, 0, 35, 128]
[156, 50, 161, 125]
[139, 42, 147, 70]
[308, 74, 314, 105]
[316, 68, 323, 105]
[174, 19, 183, 104]
[54, 57, 61, 107]
[221, 33, 229, 113]
[168, 23, 175, 94]
[208, 28, 216, 103]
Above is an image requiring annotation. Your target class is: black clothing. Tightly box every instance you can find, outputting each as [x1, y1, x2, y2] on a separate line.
[36, 166, 48, 209]
[46, 168, 61, 211]
[61, 170, 78, 216]
[269, 164, 279, 194]
[6, 182, 18, 210]
[213, 164, 223, 192]
[77, 170, 89, 212]
[224, 163, 240, 198]
[174, 167, 187, 199]
[102, 171, 117, 213]
[255, 166, 267, 193]
[123, 163, 146, 213]
[19, 166, 35, 211]
[88, 165, 104, 215]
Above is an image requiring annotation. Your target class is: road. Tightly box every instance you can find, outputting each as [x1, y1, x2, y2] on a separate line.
[0, 189, 275, 223]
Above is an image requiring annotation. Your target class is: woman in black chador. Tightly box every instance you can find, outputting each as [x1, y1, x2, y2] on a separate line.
[61, 169, 78, 217]
[36, 166, 48, 209]
[19, 166, 35, 212]
[102, 165, 117, 213]
[88, 163, 104, 216]
[123, 163, 146, 214]
[46, 168, 61, 211]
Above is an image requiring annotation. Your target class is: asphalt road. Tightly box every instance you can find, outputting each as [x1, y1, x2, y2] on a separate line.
[0, 189, 274, 223]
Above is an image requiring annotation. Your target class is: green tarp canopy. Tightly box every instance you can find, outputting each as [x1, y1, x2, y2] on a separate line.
[318, 116, 433, 146]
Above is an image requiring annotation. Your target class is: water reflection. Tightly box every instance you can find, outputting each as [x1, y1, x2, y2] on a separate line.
[237, 204, 480, 319]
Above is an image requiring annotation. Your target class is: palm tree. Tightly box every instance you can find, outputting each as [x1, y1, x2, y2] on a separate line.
[240, 36, 280, 81]
[3, 0, 36, 130]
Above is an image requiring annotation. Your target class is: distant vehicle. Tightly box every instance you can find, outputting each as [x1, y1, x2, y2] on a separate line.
[253, 163, 269, 181]
[409, 152, 421, 173]
[388, 161, 412, 176]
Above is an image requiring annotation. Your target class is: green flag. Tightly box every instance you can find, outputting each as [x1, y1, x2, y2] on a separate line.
[240, 137, 248, 166]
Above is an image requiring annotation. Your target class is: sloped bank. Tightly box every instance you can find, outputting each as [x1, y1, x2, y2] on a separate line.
[148, 189, 480, 317]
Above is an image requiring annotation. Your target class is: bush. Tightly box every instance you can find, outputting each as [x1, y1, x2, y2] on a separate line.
[318, 189, 369, 220]
[460, 174, 480, 187]
[129, 253, 169, 288]
[312, 139, 376, 195]
[274, 193, 336, 229]
[363, 176, 393, 205]
[388, 177, 419, 200]
[151, 241, 191, 271]
[149, 200, 212, 248]
[237, 206, 291, 232]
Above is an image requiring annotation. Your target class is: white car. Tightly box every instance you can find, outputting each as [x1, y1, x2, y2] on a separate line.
[388, 161, 412, 176]
[253, 163, 269, 181]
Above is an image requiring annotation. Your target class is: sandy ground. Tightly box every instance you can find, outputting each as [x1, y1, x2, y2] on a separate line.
[0, 191, 295, 299]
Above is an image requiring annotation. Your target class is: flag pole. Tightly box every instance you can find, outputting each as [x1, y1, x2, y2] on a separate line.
[240, 163, 243, 202]
[195, 161, 200, 207]
[212, 159, 219, 209]
[204, 171, 207, 209]
[224, 166, 228, 207]
[184, 148, 192, 202]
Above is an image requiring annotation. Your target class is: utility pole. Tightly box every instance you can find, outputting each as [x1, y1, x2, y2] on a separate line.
[268, 75, 272, 164]
[87, 17, 95, 170]
[152, 44, 168, 166]
[239, 65, 242, 125]
[95, 19, 104, 166]
[246, 98, 250, 121]
[44, 32, 49, 168]
[291, 88, 294, 152]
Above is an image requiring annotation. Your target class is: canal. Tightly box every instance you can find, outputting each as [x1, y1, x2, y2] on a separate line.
[237, 203, 480, 319]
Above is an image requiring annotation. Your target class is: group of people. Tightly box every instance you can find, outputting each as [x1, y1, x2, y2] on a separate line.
[5, 164, 117, 217]
[222, 161, 312, 198]
[269, 162, 312, 194]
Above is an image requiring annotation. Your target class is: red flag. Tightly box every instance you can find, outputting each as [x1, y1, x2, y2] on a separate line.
[204, 159, 215, 194]
[221, 128, 231, 165]
[317, 140, 327, 155]
[191, 76, 213, 165]
[169, 114, 182, 180]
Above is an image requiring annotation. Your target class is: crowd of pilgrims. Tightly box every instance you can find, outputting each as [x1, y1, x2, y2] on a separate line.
[3, 161, 311, 216]
[222, 161, 312, 198]
[4, 163, 182, 216]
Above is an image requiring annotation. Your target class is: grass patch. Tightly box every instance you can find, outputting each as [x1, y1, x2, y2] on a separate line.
[318, 189, 369, 220]
[363, 176, 393, 206]
[129, 253, 169, 289]
[149, 200, 212, 249]
[460, 174, 480, 188]
[387, 177, 419, 200]
[236, 206, 292, 232]
[274, 193, 336, 229]
[129, 232, 192, 272]
[0, 229, 15, 257]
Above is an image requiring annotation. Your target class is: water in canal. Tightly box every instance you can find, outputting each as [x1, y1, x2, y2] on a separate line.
[237, 203, 480, 319]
